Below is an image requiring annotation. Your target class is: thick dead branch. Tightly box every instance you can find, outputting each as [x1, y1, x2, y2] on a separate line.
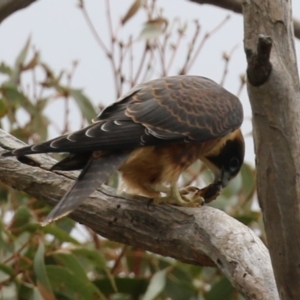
[189, 0, 300, 40]
[1, 0, 300, 41]
[243, 0, 300, 299]
[0, 129, 278, 299]
[0, 0, 37, 23]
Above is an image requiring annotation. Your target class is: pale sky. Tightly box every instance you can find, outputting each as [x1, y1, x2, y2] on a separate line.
[0, 0, 300, 165]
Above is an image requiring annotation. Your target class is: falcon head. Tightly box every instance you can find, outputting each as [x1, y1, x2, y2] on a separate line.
[204, 129, 245, 188]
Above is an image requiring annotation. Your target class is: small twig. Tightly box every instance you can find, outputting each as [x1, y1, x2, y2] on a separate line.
[105, 0, 114, 43]
[31, 62, 37, 102]
[111, 245, 128, 275]
[133, 248, 144, 276]
[180, 20, 201, 75]
[158, 27, 172, 76]
[157, 40, 167, 77]
[236, 73, 246, 98]
[129, 37, 134, 86]
[219, 44, 238, 86]
[105, 0, 121, 97]
[2, 239, 32, 264]
[79, 1, 110, 56]
[133, 43, 149, 85]
[145, 0, 156, 19]
[185, 15, 231, 73]
[141, 47, 155, 83]
[62, 95, 70, 134]
[62, 61, 78, 134]
[166, 28, 184, 74]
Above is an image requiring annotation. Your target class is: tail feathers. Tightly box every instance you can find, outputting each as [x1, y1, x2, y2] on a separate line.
[50, 152, 91, 171]
[1, 135, 69, 157]
[41, 151, 130, 226]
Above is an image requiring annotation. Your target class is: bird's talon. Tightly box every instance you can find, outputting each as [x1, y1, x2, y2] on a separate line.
[179, 186, 200, 196]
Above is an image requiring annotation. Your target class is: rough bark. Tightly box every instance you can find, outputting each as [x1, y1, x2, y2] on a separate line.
[243, 0, 300, 299]
[0, 129, 279, 299]
[189, 0, 300, 40]
[0, 0, 37, 23]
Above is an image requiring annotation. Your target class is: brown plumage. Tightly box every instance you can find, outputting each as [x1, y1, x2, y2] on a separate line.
[2, 75, 245, 225]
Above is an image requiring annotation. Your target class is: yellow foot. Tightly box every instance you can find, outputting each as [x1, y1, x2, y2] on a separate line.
[180, 186, 205, 206]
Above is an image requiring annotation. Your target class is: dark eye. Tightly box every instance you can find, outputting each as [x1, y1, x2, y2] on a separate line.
[228, 157, 240, 172]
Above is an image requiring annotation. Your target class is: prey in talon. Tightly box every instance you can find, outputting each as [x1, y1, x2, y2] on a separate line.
[1, 76, 245, 225]
[184, 181, 223, 205]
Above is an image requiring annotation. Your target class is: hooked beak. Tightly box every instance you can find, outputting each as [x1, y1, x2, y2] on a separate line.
[214, 168, 231, 188]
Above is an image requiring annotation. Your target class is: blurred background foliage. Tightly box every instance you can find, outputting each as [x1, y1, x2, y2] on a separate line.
[0, 0, 259, 299]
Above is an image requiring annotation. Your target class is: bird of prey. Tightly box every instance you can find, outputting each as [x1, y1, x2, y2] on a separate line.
[2, 75, 244, 225]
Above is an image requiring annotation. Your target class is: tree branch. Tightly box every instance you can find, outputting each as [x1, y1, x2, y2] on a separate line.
[0, 129, 278, 299]
[0, 0, 37, 23]
[243, 0, 300, 298]
[189, 0, 300, 40]
[1, 0, 299, 43]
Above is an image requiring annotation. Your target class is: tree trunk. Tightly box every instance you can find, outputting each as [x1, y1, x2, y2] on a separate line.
[243, 0, 300, 298]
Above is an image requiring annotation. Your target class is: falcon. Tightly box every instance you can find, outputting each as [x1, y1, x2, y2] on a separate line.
[2, 76, 245, 225]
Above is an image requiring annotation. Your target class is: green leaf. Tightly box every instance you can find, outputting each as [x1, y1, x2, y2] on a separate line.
[36, 98, 50, 111]
[0, 98, 8, 117]
[94, 277, 148, 296]
[10, 37, 31, 85]
[0, 221, 13, 252]
[52, 252, 88, 281]
[0, 62, 12, 76]
[0, 263, 14, 278]
[205, 277, 234, 300]
[72, 247, 117, 292]
[15, 37, 31, 69]
[165, 265, 196, 300]
[18, 282, 34, 300]
[1, 85, 33, 110]
[56, 217, 76, 234]
[73, 248, 117, 291]
[46, 265, 105, 300]
[0, 270, 10, 283]
[143, 269, 167, 300]
[33, 243, 53, 293]
[42, 225, 80, 245]
[241, 163, 256, 201]
[69, 88, 97, 121]
[72, 248, 107, 270]
[33, 287, 44, 300]
[11, 206, 32, 230]
[23, 114, 50, 141]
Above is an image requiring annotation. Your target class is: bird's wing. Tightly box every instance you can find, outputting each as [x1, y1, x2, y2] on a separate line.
[41, 151, 129, 226]
[3, 75, 243, 157]
[95, 75, 243, 142]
